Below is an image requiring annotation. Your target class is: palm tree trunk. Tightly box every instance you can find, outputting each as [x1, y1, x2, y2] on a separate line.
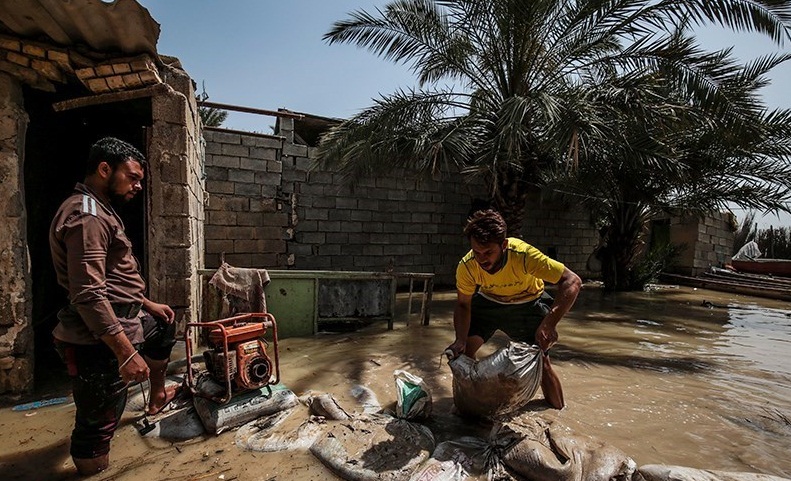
[599, 203, 647, 291]
[492, 164, 532, 234]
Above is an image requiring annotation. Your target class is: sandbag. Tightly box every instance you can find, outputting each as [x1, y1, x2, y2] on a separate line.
[134, 405, 206, 440]
[636, 464, 791, 481]
[450, 341, 542, 418]
[303, 392, 351, 420]
[409, 436, 491, 481]
[350, 384, 382, 414]
[492, 413, 636, 481]
[395, 370, 432, 420]
[235, 406, 326, 452]
[193, 377, 298, 434]
[310, 413, 435, 481]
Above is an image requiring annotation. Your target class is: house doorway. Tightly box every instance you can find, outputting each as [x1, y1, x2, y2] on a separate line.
[22, 85, 152, 388]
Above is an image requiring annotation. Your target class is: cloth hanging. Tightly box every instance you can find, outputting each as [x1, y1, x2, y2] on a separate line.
[208, 262, 271, 315]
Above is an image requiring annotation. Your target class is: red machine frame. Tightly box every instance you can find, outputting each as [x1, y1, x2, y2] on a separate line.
[184, 312, 280, 404]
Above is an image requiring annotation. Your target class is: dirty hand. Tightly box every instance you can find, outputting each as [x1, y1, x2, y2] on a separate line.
[535, 323, 558, 352]
[146, 301, 175, 323]
[445, 339, 466, 359]
[119, 352, 149, 384]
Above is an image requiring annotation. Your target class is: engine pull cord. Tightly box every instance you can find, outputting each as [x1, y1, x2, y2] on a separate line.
[136, 382, 156, 435]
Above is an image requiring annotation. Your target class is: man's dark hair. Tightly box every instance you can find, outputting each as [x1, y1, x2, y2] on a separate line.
[86, 137, 146, 175]
[464, 209, 507, 244]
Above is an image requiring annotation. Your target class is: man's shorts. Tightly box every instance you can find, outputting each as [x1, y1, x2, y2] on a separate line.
[55, 312, 176, 459]
[468, 291, 553, 344]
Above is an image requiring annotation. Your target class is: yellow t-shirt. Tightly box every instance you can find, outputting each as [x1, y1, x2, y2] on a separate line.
[456, 238, 565, 303]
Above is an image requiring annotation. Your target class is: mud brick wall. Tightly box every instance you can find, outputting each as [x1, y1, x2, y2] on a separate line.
[203, 121, 486, 286]
[0, 33, 160, 95]
[668, 212, 736, 276]
[0, 73, 33, 394]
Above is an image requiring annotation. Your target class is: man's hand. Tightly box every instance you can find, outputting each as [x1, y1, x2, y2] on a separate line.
[118, 351, 150, 384]
[446, 339, 467, 359]
[535, 322, 558, 352]
[144, 300, 175, 323]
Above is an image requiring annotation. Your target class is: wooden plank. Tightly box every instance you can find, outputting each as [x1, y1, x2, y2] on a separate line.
[52, 83, 168, 111]
[661, 273, 791, 301]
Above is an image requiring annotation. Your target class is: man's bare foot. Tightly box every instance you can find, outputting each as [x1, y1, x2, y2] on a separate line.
[74, 455, 109, 475]
[146, 384, 181, 415]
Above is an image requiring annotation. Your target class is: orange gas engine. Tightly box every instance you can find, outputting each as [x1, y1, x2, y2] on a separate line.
[185, 313, 280, 404]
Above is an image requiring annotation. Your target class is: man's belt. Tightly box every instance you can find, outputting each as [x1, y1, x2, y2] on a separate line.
[112, 303, 142, 319]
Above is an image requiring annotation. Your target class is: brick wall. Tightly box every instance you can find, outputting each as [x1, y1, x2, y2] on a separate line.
[667, 212, 736, 276]
[203, 118, 606, 285]
[146, 66, 207, 325]
[203, 121, 487, 286]
[0, 73, 33, 394]
[520, 191, 599, 279]
[0, 33, 160, 94]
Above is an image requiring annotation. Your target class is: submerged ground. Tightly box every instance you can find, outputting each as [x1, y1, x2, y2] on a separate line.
[1, 284, 790, 480]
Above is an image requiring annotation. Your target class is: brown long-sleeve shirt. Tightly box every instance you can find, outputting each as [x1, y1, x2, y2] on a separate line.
[50, 183, 146, 345]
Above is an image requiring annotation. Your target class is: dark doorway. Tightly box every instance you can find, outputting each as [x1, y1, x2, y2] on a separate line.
[23, 86, 152, 389]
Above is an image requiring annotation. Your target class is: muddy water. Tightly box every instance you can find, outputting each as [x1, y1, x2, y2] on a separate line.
[1, 285, 790, 480]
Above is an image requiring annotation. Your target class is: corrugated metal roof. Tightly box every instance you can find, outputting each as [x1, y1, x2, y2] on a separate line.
[0, 0, 159, 55]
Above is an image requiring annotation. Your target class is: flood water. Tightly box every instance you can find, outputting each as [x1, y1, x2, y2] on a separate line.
[1, 284, 790, 480]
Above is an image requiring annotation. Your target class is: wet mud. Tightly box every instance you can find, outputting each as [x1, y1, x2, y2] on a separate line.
[1, 285, 790, 480]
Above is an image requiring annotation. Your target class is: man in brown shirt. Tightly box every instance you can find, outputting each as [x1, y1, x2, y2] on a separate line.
[50, 137, 177, 476]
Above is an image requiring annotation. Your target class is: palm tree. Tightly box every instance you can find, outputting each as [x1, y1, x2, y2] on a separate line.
[542, 32, 791, 289]
[199, 106, 229, 128]
[318, 0, 791, 235]
[196, 82, 228, 127]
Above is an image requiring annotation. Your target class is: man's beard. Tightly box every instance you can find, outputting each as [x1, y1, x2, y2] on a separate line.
[108, 178, 135, 207]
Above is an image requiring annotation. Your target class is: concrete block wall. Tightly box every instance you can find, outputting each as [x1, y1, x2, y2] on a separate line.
[203, 128, 290, 269]
[147, 67, 206, 325]
[0, 73, 33, 394]
[203, 120, 487, 286]
[520, 192, 599, 279]
[669, 212, 736, 275]
[285, 159, 479, 285]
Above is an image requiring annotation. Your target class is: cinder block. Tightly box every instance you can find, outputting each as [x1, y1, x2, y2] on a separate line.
[228, 169, 255, 183]
[208, 155, 240, 169]
[282, 142, 308, 157]
[267, 160, 283, 173]
[300, 232, 326, 244]
[234, 183, 261, 196]
[234, 239, 265, 252]
[249, 147, 278, 161]
[209, 131, 242, 144]
[222, 143, 249, 157]
[208, 210, 237, 226]
[281, 169, 306, 183]
[255, 171, 283, 186]
[151, 93, 187, 125]
[335, 197, 357, 209]
[206, 239, 234, 254]
[318, 220, 341, 232]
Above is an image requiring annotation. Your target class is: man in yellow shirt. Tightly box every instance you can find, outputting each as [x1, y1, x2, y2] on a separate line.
[446, 209, 581, 409]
